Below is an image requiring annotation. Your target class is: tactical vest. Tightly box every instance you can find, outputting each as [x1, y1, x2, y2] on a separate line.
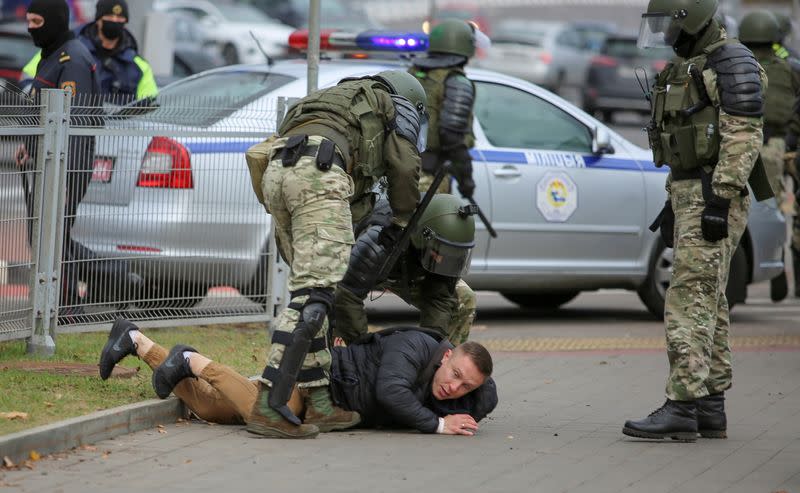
[650, 39, 732, 171]
[758, 54, 795, 134]
[279, 79, 391, 181]
[410, 66, 475, 151]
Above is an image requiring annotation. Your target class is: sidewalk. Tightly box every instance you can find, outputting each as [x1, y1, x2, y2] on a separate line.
[2, 346, 798, 493]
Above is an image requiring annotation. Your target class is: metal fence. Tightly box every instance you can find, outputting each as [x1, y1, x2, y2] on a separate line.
[0, 89, 290, 354]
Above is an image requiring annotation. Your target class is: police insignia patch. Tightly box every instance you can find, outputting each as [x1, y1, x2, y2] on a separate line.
[112, 4, 123, 15]
[60, 81, 77, 95]
[59, 53, 71, 63]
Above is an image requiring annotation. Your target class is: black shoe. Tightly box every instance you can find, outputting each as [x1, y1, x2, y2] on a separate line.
[99, 318, 139, 380]
[697, 393, 727, 439]
[623, 399, 698, 442]
[152, 345, 197, 399]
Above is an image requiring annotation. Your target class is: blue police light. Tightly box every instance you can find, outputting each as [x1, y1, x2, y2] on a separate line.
[354, 31, 429, 52]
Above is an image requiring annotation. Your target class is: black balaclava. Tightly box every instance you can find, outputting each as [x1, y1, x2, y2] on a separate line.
[95, 0, 129, 40]
[672, 20, 714, 59]
[27, 0, 70, 51]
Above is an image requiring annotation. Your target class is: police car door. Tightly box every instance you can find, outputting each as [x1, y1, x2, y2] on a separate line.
[471, 80, 646, 276]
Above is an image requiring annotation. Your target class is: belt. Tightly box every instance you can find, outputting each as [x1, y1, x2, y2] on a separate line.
[670, 168, 702, 181]
[299, 142, 346, 170]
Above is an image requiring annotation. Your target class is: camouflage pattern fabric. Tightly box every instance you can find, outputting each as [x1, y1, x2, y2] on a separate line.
[260, 135, 355, 388]
[449, 280, 477, 344]
[664, 179, 750, 401]
[710, 110, 766, 199]
[418, 170, 452, 195]
[761, 137, 786, 206]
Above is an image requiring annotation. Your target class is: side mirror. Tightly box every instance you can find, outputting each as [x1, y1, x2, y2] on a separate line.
[592, 126, 614, 155]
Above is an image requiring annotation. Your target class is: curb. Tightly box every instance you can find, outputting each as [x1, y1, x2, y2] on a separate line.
[0, 398, 186, 464]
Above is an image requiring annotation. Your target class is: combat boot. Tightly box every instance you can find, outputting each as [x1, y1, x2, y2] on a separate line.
[622, 399, 697, 442]
[246, 382, 319, 439]
[302, 386, 361, 432]
[696, 393, 727, 439]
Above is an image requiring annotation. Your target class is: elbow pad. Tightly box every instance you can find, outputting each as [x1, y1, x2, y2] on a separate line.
[440, 74, 475, 134]
[707, 43, 764, 117]
[390, 94, 423, 148]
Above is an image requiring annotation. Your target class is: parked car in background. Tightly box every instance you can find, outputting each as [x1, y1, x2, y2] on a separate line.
[0, 21, 37, 93]
[569, 21, 617, 53]
[157, 13, 225, 86]
[582, 34, 671, 122]
[423, 3, 491, 36]
[242, 0, 380, 31]
[475, 20, 601, 93]
[72, 57, 785, 316]
[154, 0, 293, 65]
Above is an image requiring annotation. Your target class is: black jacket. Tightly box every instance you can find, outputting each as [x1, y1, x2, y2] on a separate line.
[330, 328, 498, 433]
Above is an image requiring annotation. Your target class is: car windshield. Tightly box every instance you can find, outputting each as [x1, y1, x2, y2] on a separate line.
[124, 71, 296, 126]
[604, 38, 670, 59]
[220, 4, 271, 23]
[493, 29, 546, 46]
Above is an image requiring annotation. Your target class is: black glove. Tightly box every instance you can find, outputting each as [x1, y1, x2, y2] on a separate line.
[340, 225, 389, 298]
[457, 175, 476, 199]
[648, 200, 674, 248]
[701, 195, 730, 242]
[377, 223, 403, 249]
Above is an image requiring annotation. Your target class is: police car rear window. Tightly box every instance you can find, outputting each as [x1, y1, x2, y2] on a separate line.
[142, 71, 296, 127]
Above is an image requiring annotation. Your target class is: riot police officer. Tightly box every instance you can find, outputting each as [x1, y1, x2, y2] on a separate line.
[408, 19, 487, 344]
[773, 12, 800, 70]
[244, 70, 426, 439]
[22, 0, 158, 102]
[335, 194, 477, 346]
[739, 10, 800, 302]
[17, 0, 100, 319]
[624, 0, 768, 442]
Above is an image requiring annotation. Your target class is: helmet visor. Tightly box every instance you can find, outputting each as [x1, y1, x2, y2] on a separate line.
[417, 231, 474, 277]
[638, 13, 681, 49]
[473, 27, 491, 50]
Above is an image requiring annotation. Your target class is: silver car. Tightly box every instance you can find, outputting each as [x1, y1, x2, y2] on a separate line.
[72, 60, 785, 317]
[475, 20, 601, 93]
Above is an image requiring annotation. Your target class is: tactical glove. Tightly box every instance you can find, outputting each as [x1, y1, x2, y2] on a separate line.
[701, 195, 730, 243]
[377, 223, 403, 249]
[340, 225, 388, 298]
[648, 200, 674, 248]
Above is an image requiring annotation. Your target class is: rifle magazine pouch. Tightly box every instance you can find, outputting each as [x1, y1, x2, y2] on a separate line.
[281, 134, 308, 167]
[316, 139, 335, 171]
[245, 133, 280, 205]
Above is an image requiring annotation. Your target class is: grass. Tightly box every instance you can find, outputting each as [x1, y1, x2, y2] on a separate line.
[0, 323, 270, 436]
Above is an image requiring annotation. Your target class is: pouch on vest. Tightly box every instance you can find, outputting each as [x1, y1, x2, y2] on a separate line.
[245, 133, 280, 205]
[352, 99, 386, 178]
[281, 134, 308, 167]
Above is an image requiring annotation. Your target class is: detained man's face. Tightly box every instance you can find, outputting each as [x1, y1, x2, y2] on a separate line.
[431, 349, 485, 401]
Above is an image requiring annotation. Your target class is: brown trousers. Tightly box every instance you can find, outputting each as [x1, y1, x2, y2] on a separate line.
[141, 345, 306, 424]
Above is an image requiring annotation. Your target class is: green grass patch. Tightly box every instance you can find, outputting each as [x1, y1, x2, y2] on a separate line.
[0, 323, 269, 436]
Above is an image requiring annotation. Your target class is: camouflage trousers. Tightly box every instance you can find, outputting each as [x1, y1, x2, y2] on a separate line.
[664, 179, 749, 401]
[260, 135, 355, 388]
[762, 137, 786, 207]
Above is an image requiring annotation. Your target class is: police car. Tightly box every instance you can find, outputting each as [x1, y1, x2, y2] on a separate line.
[71, 30, 785, 317]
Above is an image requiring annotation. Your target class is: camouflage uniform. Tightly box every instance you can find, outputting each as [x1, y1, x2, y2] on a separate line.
[250, 78, 420, 391]
[655, 26, 766, 401]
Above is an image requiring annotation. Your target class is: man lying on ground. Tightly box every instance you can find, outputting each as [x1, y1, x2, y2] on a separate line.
[99, 319, 498, 438]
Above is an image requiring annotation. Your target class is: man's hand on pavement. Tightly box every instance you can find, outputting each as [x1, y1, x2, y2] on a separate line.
[442, 414, 478, 436]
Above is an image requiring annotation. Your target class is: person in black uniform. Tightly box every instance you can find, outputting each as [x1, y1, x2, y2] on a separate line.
[15, 0, 100, 320]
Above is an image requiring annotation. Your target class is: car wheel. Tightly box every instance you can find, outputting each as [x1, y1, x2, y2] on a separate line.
[501, 291, 579, 310]
[241, 246, 269, 308]
[638, 239, 747, 319]
[136, 281, 206, 310]
[222, 44, 239, 65]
